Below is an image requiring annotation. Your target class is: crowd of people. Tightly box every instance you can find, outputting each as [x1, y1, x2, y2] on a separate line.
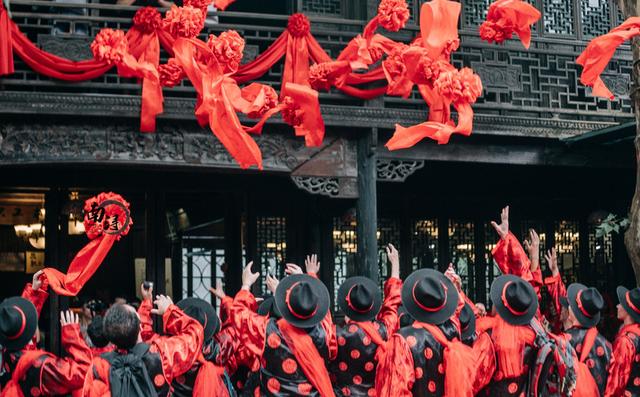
[1, 206, 639, 396]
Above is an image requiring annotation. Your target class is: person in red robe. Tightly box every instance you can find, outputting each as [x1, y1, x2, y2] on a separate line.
[0, 272, 92, 397]
[332, 243, 402, 397]
[375, 268, 476, 397]
[604, 286, 640, 397]
[82, 293, 204, 397]
[543, 248, 571, 334]
[231, 255, 337, 396]
[86, 316, 114, 356]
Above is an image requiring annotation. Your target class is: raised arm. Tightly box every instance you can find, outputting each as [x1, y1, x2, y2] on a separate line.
[377, 244, 402, 334]
[305, 254, 337, 360]
[21, 270, 49, 316]
[138, 282, 157, 342]
[543, 248, 567, 332]
[231, 262, 268, 358]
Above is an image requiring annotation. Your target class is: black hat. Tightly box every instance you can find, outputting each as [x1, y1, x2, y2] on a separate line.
[257, 297, 281, 318]
[401, 269, 458, 325]
[176, 298, 220, 341]
[559, 296, 569, 309]
[398, 305, 415, 327]
[0, 297, 38, 351]
[338, 277, 382, 322]
[460, 303, 476, 341]
[490, 275, 538, 326]
[567, 283, 603, 328]
[275, 274, 330, 328]
[617, 286, 640, 324]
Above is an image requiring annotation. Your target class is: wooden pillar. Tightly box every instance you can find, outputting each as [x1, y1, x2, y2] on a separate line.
[224, 192, 243, 295]
[45, 188, 65, 354]
[356, 129, 378, 284]
[145, 191, 165, 329]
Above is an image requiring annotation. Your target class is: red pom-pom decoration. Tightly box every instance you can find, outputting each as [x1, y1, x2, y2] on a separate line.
[287, 13, 311, 37]
[159, 58, 185, 87]
[133, 7, 162, 33]
[479, 20, 514, 44]
[377, 0, 410, 32]
[83, 192, 132, 240]
[207, 30, 245, 74]
[184, 0, 212, 11]
[308, 63, 334, 91]
[163, 5, 205, 39]
[281, 96, 303, 127]
[435, 67, 483, 103]
[91, 28, 128, 65]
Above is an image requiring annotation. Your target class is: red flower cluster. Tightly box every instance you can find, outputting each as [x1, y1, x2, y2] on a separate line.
[184, 0, 212, 11]
[159, 58, 185, 87]
[287, 13, 311, 37]
[163, 5, 205, 39]
[434, 67, 483, 103]
[442, 38, 460, 58]
[382, 44, 408, 84]
[281, 96, 303, 127]
[83, 192, 132, 240]
[377, 0, 410, 32]
[415, 55, 450, 86]
[308, 63, 335, 91]
[91, 29, 128, 65]
[250, 85, 278, 118]
[132, 7, 162, 33]
[479, 20, 514, 44]
[207, 30, 245, 74]
[241, 83, 278, 118]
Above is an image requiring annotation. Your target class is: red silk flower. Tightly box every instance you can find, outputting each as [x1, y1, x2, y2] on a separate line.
[287, 13, 311, 37]
[132, 7, 162, 33]
[207, 30, 245, 74]
[163, 5, 205, 39]
[184, 0, 212, 11]
[377, 0, 410, 32]
[159, 58, 185, 87]
[91, 29, 128, 64]
[479, 0, 541, 49]
[281, 82, 325, 147]
[435, 67, 483, 103]
[308, 60, 363, 91]
[240, 82, 278, 119]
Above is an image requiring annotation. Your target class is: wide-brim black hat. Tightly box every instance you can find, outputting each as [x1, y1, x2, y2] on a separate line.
[567, 283, 601, 328]
[0, 297, 38, 351]
[401, 269, 458, 325]
[275, 274, 330, 328]
[490, 275, 538, 326]
[338, 276, 382, 322]
[257, 296, 281, 318]
[559, 296, 569, 309]
[176, 297, 220, 341]
[618, 286, 640, 324]
[460, 303, 476, 340]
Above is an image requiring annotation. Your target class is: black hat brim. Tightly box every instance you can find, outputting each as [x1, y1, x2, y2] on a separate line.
[490, 275, 538, 326]
[401, 269, 458, 325]
[176, 297, 220, 341]
[559, 296, 569, 309]
[0, 297, 38, 351]
[618, 286, 640, 324]
[338, 277, 382, 322]
[275, 274, 330, 328]
[257, 297, 281, 318]
[461, 303, 476, 341]
[567, 283, 601, 328]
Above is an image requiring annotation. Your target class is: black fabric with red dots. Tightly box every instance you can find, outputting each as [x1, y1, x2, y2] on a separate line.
[1, 351, 48, 397]
[332, 320, 388, 397]
[258, 318, 330, 396]
[566, 327, 612, 395]
[397, 320, 459, 397]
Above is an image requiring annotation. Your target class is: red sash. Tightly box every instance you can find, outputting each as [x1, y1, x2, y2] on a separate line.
[0, 350, 51, 397]
[277, 319, 336, 397]
[355, 321, 387, 361]
[193, 353, 229, 397]
[573, 328, 600, 397]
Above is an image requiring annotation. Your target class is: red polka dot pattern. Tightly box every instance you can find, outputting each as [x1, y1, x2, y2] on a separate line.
[351, 349, 361, 359]
[364, 362, 374, 372]
[349, 325, 358, 333]
[353, 375, 363, 385]
[30, 387, 40, 397]
[339, 362, 348, 371]
[282, 358, 298, 374]
[415, 367, 423, 379]
[298, 383, 313, 395]
[267, 377, 281, 394]
[428, 381, 436, 392]
[338, 336, 347, 346]
[424, 347, 433, 359]
[406, 335, 417, 347]
[267, 333, 281, 349]
[153, 374, 165, 387]
[508, 382, 518, 394]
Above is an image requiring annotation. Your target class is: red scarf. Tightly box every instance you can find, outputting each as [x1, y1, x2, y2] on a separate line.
[572, 328, 599, 397]
[491, 316, 536, 378]
[354, 321, 387, 361]
[276, 319, 336, 397]
[0, 350, 51, 397]
[193, 353, 229, 397]
[413, 322, 475, 397]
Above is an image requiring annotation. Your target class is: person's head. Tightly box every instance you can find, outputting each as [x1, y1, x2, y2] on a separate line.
[616, 286, 640, 325]
[103, 304, 140, 350]
[475, 302, 487, 317]
[87, 316, 109, 348]
[0, 297, 38, 352]
[176, 298, 219, 342]
[114, 296, 127, 306]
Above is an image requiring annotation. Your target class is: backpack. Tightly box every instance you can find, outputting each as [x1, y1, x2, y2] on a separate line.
[527, 320, 577, 397]
[102, 343, 157, 397]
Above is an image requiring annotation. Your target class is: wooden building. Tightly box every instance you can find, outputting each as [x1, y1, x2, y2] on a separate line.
[0, 0, 636, 349]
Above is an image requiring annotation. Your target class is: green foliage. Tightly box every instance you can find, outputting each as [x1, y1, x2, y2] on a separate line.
[595, 213, 630, 238]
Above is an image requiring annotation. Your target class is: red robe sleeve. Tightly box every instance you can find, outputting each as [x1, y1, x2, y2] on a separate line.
[472, 331, 496, 394]
[40, 324, 92, 396]
[21, 282, 49, 316]
[149, 304, 204, 382]
[604, 333, 635, 397]
[377, 277, 402, 335]
[232, 289, 268, 358]
[219, 295, 234, 323]
[544, 274, 567, 333]
[138, 299, 157, 342]
[492, 232, 542, 299]
[375, 333, 415, 397]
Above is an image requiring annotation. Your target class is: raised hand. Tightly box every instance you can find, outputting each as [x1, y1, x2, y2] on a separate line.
[151, 295, 173, 316]
[266, 274, 279, 294]
[490, 206, 509, 239]
[444, 263, 462, 293]
[523, 229, 540, 272]
[305, 254, 320, 275]
[140, 282, 154, 302]
[60, 310, 79, 326]
[285, 263, 304, 276]
[209, 278, 226, 300]
[241, 261, 260, 290]
[545, 247, 559, 277]
[32, 270, 45, 291]
[386, 244, 400, 279]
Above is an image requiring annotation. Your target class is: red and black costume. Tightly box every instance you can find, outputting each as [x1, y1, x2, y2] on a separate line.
[232, 274, 337, 397]
[83, 304, 204, 397]
[333, 277, 402, 397]
[544, 272, 567, 334]
[492, 232, 543, 304]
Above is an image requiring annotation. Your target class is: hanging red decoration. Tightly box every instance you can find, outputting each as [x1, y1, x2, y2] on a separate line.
[132, 6, 163, 33]
[207, 30, 245, 74]
[479, 0, 541, 49]
[159, 58, 185, 87]
[91, 29, 128, 64]
[163, 5, 205, 39]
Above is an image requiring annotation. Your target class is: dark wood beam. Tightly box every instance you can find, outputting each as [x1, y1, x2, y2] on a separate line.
[356, 129, 378, 283]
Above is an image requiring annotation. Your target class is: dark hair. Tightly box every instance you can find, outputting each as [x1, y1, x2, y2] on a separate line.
[103, 304, 140, 349]
[87, 316, 109, 348]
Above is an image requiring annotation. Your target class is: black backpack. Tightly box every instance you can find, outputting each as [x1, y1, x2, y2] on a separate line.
[102, 343, 157, 397]
[527, 319, 577, 397]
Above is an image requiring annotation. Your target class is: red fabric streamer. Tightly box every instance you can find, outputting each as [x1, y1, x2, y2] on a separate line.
[42, 192, 132, 296]
[193, 354, 230, 397]
[479, 0, 541, 49]
[282, 82, 325, 147]
[577, 17, 640, 99]
[214, 0, 236, 11]
[0, 2, 14, 76]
